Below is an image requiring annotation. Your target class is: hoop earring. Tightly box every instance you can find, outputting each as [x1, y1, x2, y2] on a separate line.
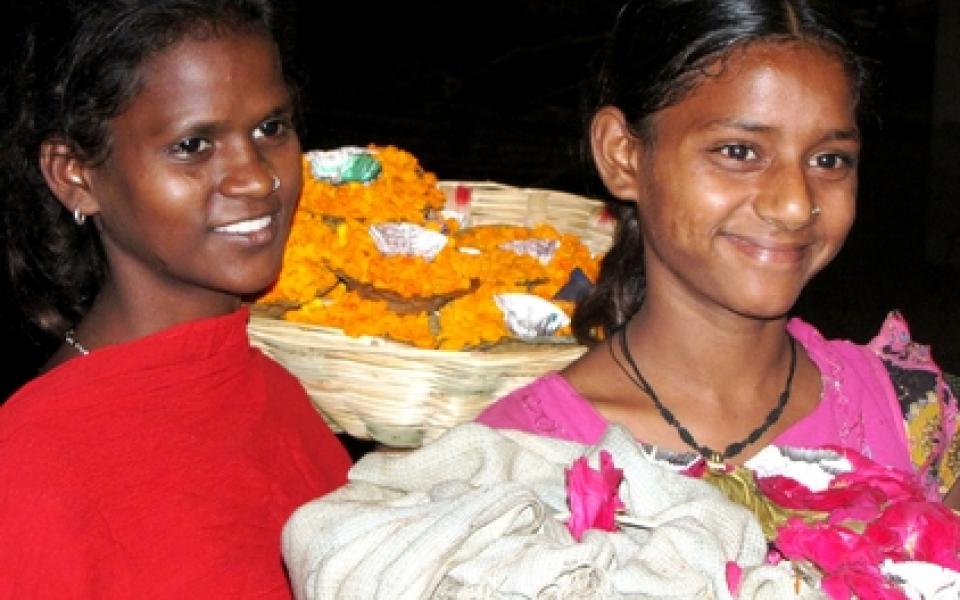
[73, 206, 87, 226]
[272, 175, 281, 192]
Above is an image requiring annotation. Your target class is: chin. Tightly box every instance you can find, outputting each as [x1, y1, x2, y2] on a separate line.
[238, 279, 278, 298]
[725, 277, 806, 319]
[221, 269, 282, 298]
[729, 297, 798, 321]
[719, 290, 796, 321]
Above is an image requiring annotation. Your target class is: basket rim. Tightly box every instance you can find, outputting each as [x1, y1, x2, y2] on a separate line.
[247, 314, 587, 360]
[250, 179, 609, 445]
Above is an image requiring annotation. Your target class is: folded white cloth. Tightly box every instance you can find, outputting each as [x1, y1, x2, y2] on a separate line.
[282, 423, 824, 599]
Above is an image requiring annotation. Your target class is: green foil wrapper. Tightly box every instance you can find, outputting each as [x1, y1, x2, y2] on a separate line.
[308, 147, 382, 184]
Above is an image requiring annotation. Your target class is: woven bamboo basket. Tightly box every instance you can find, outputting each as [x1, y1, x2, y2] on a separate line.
[248, 180, 614, 447]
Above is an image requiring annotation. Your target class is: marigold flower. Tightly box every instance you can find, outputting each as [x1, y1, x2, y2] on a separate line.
[256, 145, 603, 350]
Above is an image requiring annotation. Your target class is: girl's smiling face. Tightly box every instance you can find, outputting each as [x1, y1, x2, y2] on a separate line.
[629, 41, 860, 320]
[85, 30, 302, 314]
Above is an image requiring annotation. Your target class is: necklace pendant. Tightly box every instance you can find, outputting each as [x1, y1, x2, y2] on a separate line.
[706, 452, 726, 471]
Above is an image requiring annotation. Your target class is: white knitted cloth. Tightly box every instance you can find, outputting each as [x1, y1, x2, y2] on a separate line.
[282, 423, 824, 599]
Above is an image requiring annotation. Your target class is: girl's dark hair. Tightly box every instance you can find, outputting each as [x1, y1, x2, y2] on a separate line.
[572, 0, 867, 344]
[0, 0, 294, 339]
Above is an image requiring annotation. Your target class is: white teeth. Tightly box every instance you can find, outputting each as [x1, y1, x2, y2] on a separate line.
[215, 215, 272, 234]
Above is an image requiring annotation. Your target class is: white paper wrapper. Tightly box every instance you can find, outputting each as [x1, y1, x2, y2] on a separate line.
[499, 239, 560, 265]
[494, 293, 570, 339]
[746, 446, 852, 492]
[882, 560, 960, 599]
[369, 222, 448, 262]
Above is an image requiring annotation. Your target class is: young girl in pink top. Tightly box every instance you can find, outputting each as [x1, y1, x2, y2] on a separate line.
[478, 0, 959, 505]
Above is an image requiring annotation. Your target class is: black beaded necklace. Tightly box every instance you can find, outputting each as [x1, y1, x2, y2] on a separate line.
[616, 328, 797, 469]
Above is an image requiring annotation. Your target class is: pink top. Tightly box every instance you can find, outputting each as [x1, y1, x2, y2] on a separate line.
[478, 315, 936, 479]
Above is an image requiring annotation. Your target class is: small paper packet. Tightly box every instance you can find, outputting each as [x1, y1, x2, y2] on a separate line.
[369, 222, 448, 262]
[499, 239, 560, 265]
[494, 293, 570, 339]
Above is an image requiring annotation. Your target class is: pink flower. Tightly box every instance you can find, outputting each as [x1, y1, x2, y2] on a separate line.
[756, 446, 929, 524]
[820, 563, 908, 600]
[565, 450, 625, 541]
[682, 442, 955, 597]
[776, 517, 905, 600]
[725, 561, 742, 596]
[863, 500, 960, 570]
[776, 517, 882, 573]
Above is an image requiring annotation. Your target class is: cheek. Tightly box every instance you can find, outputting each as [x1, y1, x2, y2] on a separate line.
[664, 209, 702, 246]
[135, 179, 201, 227]
[643, 176, 701, 242]
[101, 178, 201, 243]
[825, 193, 857, 245]
[273, 145, 304, 198]
[275, 145, 302, 180]
[642, 205, 708, 263]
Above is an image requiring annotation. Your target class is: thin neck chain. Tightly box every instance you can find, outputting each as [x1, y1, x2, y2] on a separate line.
[616, 328, 797, 467]
[64, 329, 90, 356]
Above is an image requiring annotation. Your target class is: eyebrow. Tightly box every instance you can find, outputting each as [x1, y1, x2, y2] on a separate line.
[704, 118, 861, 142]
[169, 104, 294, 137]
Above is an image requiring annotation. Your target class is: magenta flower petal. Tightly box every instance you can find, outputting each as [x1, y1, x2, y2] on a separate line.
[841, 564, 909, 600]
[725, 561, 742, 596]
[776, 518, 882, 573]
[863, 500, 960, 570]
[565, 450, 624, 541]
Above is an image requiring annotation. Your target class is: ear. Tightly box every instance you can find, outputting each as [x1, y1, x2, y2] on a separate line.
[590, 106, 645, 203]
[38, 139, 100, 221]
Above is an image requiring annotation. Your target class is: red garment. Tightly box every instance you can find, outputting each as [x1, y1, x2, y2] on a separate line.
[0, 308, 351, 599]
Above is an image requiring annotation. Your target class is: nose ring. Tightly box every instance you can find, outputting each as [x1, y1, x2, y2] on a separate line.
[271, 175, 281, 192]
[811, 206, 822, 217]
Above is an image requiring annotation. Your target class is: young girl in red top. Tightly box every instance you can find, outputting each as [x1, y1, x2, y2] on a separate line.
[0, 1, 351, 596]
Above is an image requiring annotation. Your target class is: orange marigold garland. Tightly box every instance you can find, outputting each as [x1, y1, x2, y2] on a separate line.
[298, 145, 444, 223]
[257, 144, 603, 350]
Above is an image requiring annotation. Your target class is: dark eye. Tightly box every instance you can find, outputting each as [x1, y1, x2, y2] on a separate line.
[170, 137, 211, 156]
[809, 153, 852, 170]
[253, 117, 290, 140]
[718, 144, 758, 161]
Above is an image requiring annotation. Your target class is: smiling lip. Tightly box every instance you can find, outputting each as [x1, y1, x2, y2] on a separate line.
[214, 215, 273, 235]
[723, 234, 808, 264]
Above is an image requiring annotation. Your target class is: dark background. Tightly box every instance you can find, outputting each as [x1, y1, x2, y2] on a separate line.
[2, 0, 959, 399]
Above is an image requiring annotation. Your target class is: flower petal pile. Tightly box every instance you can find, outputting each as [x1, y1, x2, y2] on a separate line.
[692, 446, 960, 600]
[560, 444, 960, 598]
[257, 145, 603, 350]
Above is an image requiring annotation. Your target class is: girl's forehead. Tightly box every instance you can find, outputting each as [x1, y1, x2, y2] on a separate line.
[141, 29, 277, 77]
[657, 40, 858, 132]
[715, 40, 853, 96]
[112, 32, 286, 138]
[137, 32, 280, 96]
